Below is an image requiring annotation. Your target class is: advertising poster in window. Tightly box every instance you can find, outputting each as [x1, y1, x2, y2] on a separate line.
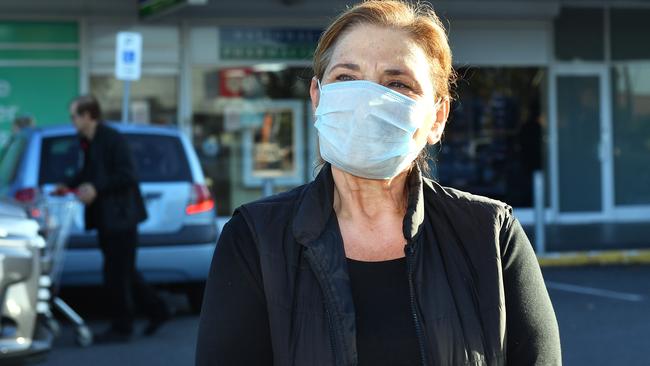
[232, 100, 304, 187]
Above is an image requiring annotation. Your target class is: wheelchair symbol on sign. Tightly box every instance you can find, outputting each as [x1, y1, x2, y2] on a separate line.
[123, 51, 135, 63]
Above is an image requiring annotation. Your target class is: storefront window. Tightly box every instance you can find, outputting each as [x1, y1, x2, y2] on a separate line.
[436, 67, 547, 207]
[89, 75, 178, 124]
[556, 75, 602, 212]
[611, 63, 650, 205]
[191, 65, 311, 215]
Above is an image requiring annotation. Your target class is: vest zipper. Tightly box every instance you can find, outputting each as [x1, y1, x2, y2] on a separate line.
[325, 306, 338, 364]
[406, 243, 428, 366]
[305, 248, 341, 365]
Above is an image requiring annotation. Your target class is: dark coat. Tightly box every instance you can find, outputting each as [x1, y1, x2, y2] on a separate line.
[67, 123, 147, 232]
[206, 163, 560, 366]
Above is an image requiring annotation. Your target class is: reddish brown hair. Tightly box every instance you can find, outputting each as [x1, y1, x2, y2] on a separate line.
[313, 0, 454, 98]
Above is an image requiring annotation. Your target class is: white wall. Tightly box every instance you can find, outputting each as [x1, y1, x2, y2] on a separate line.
[450, 20, 552, 66]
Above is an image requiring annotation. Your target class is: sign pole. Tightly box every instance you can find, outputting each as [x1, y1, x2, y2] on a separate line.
[121, 80, 131, 123]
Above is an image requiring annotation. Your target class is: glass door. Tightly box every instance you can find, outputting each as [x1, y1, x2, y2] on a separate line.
[551, 65, 613, 218]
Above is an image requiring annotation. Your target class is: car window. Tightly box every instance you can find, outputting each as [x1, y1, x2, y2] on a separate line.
[0, 135, 27, 188]
[126, 134, 192, 182]
[39, 136, 82, 185]
[39, 133, 192, 184]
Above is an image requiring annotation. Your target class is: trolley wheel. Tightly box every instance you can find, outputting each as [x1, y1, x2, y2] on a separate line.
[46, 317, 61, 338]
[75, 325, 93, 347]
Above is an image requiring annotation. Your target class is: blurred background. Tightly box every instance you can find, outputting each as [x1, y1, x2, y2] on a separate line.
[0, 0, 649, 365]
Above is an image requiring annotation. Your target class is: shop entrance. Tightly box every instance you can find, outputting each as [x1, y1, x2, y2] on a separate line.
[550, 65, 613, 220]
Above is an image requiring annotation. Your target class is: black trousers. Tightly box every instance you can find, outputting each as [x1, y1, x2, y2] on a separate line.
[97, 226, 166, 333]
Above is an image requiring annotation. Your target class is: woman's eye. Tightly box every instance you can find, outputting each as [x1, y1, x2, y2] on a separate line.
[335, 74, 355, 81]
[387, 81, 410, 89]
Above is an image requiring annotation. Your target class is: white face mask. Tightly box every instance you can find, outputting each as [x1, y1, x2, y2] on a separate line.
[314, 80, 439, 179]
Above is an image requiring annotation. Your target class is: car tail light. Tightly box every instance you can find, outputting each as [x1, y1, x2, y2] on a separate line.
[186, 183, 215, 215]
[15, 187, 38, 203]
[30, 207, 43, 219]
[14, 187, 45, 219]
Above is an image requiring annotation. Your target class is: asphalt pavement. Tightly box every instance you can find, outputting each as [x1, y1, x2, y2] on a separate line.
[35, 290, 198, 366]
[35, 265, 650, 366]
[543, 265, 650, 366]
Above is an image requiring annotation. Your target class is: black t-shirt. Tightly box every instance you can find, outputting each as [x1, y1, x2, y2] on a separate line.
[347, 257, 421, 366]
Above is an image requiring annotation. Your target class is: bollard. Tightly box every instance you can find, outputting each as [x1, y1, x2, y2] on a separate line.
[533, 170, 546, 254]
[262, 178, 274, 197]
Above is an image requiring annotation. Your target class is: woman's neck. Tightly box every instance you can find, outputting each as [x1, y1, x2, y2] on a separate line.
[331, 166, 409, 221]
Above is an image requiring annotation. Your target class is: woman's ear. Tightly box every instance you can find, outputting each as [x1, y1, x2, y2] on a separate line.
[427, 97, 450, 145]
[309, 77, 320, 114]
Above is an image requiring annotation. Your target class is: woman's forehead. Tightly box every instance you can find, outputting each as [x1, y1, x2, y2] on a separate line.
[331, 26, 427, 66]
[334, 25, 425, 58]
[326, 25, 434, 85]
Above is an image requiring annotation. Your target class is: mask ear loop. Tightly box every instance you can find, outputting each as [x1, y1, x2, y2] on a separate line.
[433, 96, 444, 110]
[431, 96, 448, 152]
[313, 78, 323, 114]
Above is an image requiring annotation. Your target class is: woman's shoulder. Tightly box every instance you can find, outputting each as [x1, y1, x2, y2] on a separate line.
[423, 177, 512, 217]
[238, 183, 307, 216]
[232, 182, 312, 238]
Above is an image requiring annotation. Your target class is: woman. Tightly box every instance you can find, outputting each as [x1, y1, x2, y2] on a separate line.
[196, 1, 561, 365]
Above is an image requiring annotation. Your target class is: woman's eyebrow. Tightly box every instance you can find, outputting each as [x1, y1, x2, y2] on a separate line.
[329, 63, 360, 72]
[384, 68, 413, 78]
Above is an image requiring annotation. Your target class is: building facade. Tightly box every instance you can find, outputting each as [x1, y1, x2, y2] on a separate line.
[1, 0, 649, 226]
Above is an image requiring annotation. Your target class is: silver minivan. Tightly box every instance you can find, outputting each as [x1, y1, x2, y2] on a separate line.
[0, 123, 218, 312]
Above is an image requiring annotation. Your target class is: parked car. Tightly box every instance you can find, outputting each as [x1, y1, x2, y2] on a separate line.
[0, 123, 218, 312]
[0, 198, 51, 365]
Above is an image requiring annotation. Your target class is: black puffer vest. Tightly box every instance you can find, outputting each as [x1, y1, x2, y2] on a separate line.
[237, 164, 511, 366]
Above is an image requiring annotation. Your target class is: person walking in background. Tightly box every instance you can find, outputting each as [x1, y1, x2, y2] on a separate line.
[58, 95, 170, 344]
[12, 113, 35, 133]
[196, 1, 561, 365]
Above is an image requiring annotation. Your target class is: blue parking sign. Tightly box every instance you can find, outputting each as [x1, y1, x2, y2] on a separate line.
[123, 51, 135, 63]
[115, 32, 142, 81]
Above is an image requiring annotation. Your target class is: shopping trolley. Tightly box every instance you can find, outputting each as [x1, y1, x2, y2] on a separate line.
[38, 191, 93, 347]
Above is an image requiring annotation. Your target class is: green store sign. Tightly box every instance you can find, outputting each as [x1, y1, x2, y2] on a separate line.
[0, 21, 79, 146]
[219, 28, 321, 61]
[138, 0, 186, 19]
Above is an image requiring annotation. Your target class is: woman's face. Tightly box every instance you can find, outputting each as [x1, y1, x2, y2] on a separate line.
[310, 23, 449, 146]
